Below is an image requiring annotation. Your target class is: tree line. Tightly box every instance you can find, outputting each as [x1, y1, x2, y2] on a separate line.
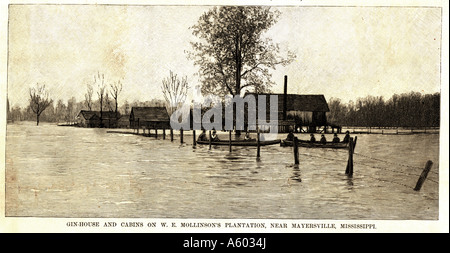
[327, 92, 440, 128]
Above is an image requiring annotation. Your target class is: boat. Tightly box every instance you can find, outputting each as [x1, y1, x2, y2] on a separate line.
[280, 139, 349, 149]
[196, 139, 281, 147]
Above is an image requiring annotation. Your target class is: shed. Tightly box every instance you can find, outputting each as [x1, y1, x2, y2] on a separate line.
[130, 107, 171, 129]
[76, 110, 119, 128]
[244, 93, 330, 133]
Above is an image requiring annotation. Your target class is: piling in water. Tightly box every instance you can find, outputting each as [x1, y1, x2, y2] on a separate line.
[256, 128, 260, 158]
[293, 136, 299, 165]
[414, 160, 433, 191]
[345, 137, 354, 176]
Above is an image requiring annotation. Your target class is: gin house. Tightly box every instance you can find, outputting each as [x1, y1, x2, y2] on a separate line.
[246, 76, 330, 133]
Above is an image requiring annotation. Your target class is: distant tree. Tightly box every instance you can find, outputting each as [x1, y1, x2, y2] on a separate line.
[110, 79, 123, 119]
[161, 71, 189, 116]
[94, 72, 107, 127]
[84, 82, 94, 111]
[189, 6, 295, 97]
[29, 83, 53, 126]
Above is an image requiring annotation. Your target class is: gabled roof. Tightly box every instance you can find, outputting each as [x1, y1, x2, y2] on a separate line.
[78, 110, 98, 120]
[77, 110, 118, 120]
[130, 107, 170, 122]
[245, 93, 329, 112]
[284, 94, 330, 112]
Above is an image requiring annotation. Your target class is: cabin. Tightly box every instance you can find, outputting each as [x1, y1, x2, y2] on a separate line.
[76, 110, 100, 127]
[117, 114, 130, 129]
[245, 76, 331, 133]
[101, 111, 119, 128]
[76, 110, 119, 128]
[129, 107, 171, 130]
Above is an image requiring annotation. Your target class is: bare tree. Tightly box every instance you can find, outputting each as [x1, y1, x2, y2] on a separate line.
[94, 72, 107, 127]
[161, 71, 189, 116]
[29, 83, 53, 126]
[110, 79, 123, 119]
[84, 82, 94, 110]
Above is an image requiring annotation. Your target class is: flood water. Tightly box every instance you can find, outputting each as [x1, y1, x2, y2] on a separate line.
[5, 122, 440, 219]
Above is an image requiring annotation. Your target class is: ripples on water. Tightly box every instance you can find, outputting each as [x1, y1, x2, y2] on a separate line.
[5, 122, 440, 219]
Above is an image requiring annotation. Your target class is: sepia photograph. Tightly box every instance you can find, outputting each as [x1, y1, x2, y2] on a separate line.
[0, 0, 448, 233]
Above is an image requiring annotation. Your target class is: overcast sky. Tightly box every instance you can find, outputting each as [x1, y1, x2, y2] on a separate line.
[7, 4, 442, 108]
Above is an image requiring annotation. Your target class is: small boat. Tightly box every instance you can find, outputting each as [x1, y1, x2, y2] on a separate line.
[280, 139, 349, 149]
[196, 139, 281, 147]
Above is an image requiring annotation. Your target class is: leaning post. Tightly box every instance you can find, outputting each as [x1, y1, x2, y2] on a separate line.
[345, 137, 354, 176]
[414, 160, 433, 191]
[293, 136, 299, 165]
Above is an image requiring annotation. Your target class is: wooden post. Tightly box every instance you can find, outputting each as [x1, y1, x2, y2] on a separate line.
[155, 128, 158, 138]
[256, 128, 261, 158]
[163, 128, 166, 140]
[170, 129, 173, 142]
[137, 118, 140, 134]
[209, 130, 212, 150]
[345, 137, 354, 176]
[229, 130, 232, 152]
[193, 130, 196, 147]
[293, 136, 299, 165]
[180, 129, 184, 143]
[414, 160, 433, 191]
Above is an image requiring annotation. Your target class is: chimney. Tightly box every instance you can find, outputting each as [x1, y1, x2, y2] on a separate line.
[283, 75, 287, 121]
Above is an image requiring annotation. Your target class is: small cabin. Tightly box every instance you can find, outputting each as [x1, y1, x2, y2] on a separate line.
[76, 110, 119, 128]
[117, 114, 130, 129]
[244, 93, 330, 133]
[129, 107, 171, 130]
[76, 110, 100, 127]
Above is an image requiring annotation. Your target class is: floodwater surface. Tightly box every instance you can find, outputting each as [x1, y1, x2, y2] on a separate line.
[5, 122, 440, 219]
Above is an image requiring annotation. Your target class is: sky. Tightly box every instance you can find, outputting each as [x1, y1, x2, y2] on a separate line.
[6, 4, 442, 108]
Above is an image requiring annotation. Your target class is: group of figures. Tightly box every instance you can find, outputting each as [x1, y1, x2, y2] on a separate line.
[286, 130, 351, 144]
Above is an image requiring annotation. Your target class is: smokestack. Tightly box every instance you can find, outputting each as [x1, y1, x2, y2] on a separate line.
[283, 75, 287, 121]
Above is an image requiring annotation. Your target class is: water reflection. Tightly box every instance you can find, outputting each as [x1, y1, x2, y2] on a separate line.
[290, 164, 302, 183]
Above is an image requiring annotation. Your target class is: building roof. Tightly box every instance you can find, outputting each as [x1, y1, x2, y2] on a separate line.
[130, 107, 170, 122]
[77, 110, 118, 120]
[246, 93, 329, 112]
[284, 94, 330, 112]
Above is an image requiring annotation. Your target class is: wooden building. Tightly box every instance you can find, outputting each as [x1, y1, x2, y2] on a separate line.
[76, 110, 119, 128]
[117, 114, 130, 129]
[129, 107, 171, 130]
[245, 76, 331, 133]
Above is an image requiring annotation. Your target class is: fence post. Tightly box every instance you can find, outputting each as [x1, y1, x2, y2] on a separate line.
[256, 128, 261, 158]
[180, 129, 184, 144]
[193, 130, 196, 147]
[293, 136, 299, 165]
[155, 128, 158, 138]
[209, 130, 212, 150]
[170, 129, 173, 142]
[137, 118, 140, 134]
[229, 130, 232, 152]
[345, 137, 354, 176]
[163, 128, 166, 140]
[414, 160, 433, 191]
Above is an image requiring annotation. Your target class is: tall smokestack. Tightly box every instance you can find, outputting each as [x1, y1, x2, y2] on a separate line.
[283, 75, 287, 121]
